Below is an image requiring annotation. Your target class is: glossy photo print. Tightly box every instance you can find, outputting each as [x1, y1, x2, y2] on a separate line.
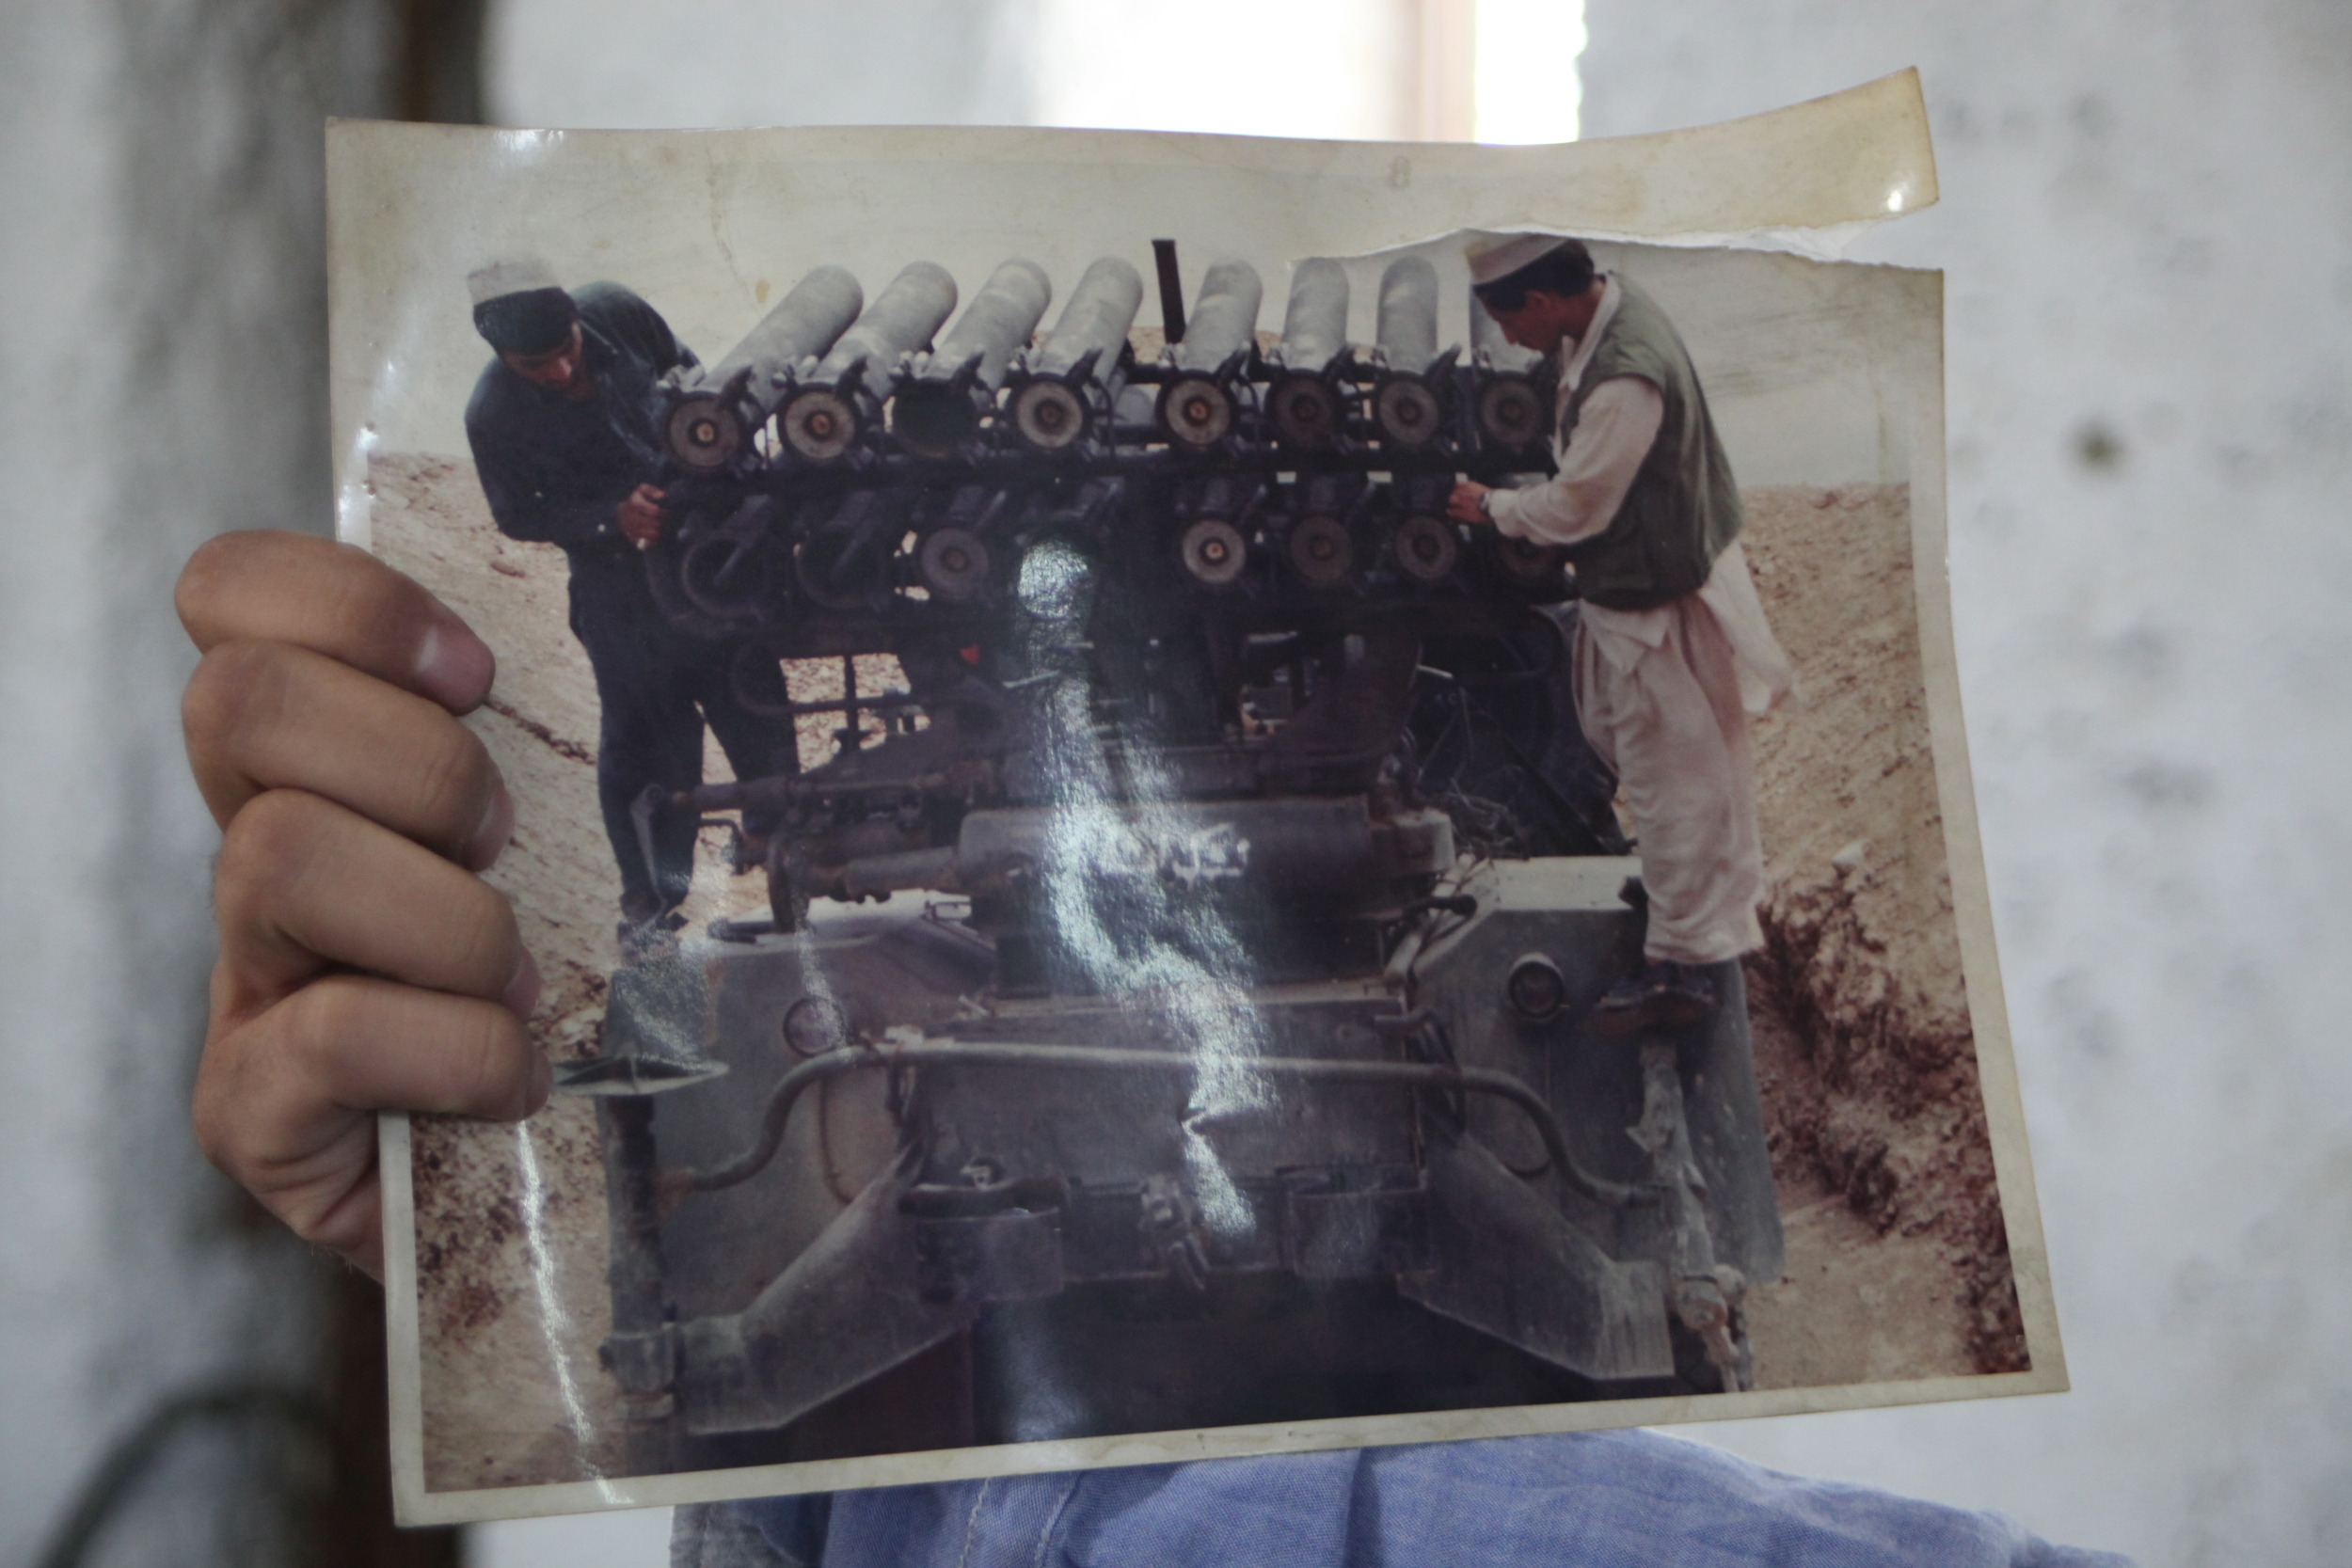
[326, 74, 2065, 1526]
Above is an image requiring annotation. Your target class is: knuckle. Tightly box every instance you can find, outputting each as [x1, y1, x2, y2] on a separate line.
[453, 1007, 527, 1116]
[408, 722, 496, 833]
[325, 550, 437, 663]
[182, 640, 293, 754]
[449, 887, 523, 990]
[214, 789, 330, 913]
[174, 532, 257, 634]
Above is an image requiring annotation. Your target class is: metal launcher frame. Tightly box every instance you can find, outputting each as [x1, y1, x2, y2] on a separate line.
[556, 246, 1783, 1474]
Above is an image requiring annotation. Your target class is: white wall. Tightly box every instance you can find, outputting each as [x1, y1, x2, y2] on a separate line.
[1581, 6, 2352, 1564]
[0, 2, 394, 1562]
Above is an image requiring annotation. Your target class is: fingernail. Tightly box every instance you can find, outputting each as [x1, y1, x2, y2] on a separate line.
[502, 948, 543, 1020]
[414, 621, 495, 711]
[466, 784, 515, 870]
[525, 1049, 553, 1115]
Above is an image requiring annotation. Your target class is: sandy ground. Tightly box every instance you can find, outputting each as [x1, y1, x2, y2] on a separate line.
[371, 455, 2018, 1487]
[1739, 485, 2024, 1384]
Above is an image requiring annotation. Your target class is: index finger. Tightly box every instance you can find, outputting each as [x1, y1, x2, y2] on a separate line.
[176, 530, 495, 713]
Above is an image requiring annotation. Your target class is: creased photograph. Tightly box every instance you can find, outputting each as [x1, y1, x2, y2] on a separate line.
[328, 77, 2063, 1526]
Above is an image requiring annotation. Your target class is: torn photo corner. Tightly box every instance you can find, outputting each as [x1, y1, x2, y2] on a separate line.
[337, 70, 2062, 1528]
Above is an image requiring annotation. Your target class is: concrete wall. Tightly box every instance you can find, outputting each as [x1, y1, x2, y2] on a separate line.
[0, 3, 394, 1561]
[1581, 6, 2352, 1564]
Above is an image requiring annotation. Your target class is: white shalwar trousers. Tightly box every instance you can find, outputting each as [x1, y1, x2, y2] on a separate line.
[1573, 542, 1790, 966]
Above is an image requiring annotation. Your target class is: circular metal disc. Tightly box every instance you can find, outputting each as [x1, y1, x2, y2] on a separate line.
[783, 995, 851, 1058]
[1374, 376, 1442, 448]
[917, 527, 992, 601]
[1393, 515, 1460, 583]
[1180, 517, 1249, 587]
[781, 388, 857, 462]
[1476, 374, 1547, 449]
[1158, 374, 1234, 451]
[1287, 515, 1355, 585]
[1270, 373, 1342, 449]
[665, 394, 740, 473]
[680, 533, 767, 618]
[1011, 379, 1089, 451]
[1493, 533, 1566, 585]
[1506, 954, 1567, 1022]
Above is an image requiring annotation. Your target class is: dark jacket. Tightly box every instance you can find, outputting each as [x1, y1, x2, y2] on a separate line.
[463, 282, 697, 565]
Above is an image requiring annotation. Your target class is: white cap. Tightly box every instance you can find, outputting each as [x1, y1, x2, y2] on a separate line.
[468, 257, 561, 306]
[1465, 232, 1572, 287]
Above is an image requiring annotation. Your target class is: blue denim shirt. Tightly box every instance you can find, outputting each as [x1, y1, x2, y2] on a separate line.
[670, 1431, 2133, 1567]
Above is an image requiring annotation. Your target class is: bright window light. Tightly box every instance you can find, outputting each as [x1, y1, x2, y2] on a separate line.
[1033, 0, 1417, 140]
[1476, 0, 1585, 143]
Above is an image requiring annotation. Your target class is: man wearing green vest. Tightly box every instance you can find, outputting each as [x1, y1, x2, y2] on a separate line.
[1450, 235, 1792, 1034]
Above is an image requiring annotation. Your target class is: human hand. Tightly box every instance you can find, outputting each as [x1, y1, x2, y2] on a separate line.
[1446, 482, 1492, 525]
[177, 531, 547, 1278]
[617, 483, 666, 546]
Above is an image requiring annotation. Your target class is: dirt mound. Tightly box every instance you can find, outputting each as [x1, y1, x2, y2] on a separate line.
[1740, 483, 2025, 1375]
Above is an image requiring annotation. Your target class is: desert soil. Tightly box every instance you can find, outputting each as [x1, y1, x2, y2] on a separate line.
[371, 455, 2019, 1488]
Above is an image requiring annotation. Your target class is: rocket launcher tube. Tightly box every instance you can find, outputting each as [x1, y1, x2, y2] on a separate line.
[918, 258, 1051, 392]
[1370, 256, 1449, 449]
[894, 259, 1052, 455]
[1375, 255, 1439, 373]
[1276, 259, 1348, 374]
[1032, 257, 1144, 381]
[1268, 259, 1351, 449]
[1011, 257, 1145, 452]
[661, 265, 863, 472]
[816, 260, 959, 385]
[780, 261, 958, 462]
[1171, 259, 1263, 373]
[1160, 260, 1262, 450]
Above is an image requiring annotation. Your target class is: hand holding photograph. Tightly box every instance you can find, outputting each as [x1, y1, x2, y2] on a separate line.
[327, 71, 2064, 1525]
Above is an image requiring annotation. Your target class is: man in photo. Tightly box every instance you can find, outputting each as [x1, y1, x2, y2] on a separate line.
[464, 260, 799, 946]
[1449, 235, 1792, 1034]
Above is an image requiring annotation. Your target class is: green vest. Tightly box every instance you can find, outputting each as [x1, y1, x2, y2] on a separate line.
[1556, 276, 1742, 610]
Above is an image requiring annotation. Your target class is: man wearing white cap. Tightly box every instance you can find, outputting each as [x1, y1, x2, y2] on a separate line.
[1450, 236, 1792, 1034]
[464, 261, 800, 942]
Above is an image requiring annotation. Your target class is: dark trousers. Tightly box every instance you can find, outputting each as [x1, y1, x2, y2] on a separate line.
[567, 561, 798, 917]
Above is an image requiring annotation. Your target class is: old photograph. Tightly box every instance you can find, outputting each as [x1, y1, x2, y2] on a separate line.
[329, 104, 2060, 1524]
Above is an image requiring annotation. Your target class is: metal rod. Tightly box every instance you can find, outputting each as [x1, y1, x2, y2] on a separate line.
[683, 1038, 1658, 1209]
[1152, 239, 1185, 344]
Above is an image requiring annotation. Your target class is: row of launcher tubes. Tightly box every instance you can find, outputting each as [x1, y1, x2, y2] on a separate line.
[658, 252, 1550, 477]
